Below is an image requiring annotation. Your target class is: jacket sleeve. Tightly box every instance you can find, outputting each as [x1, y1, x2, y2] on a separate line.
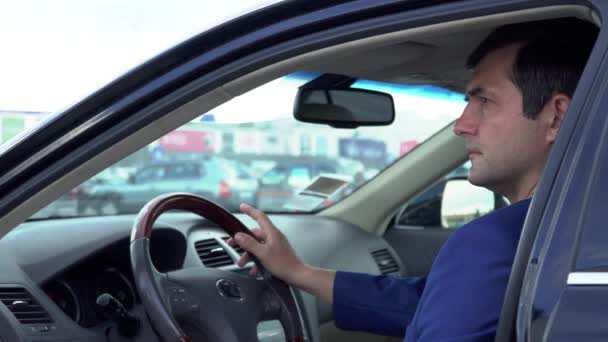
[332, 271, 426, 337]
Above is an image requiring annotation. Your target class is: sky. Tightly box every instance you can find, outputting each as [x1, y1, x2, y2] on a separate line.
[0, 0, 465, 131]
[0, 0, 280, 112]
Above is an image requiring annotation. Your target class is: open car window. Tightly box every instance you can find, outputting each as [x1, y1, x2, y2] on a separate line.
[31, 72, 466, 219]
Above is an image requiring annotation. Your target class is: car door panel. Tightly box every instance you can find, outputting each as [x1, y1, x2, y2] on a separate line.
[385, 227, 453, 277]
[500, 2, 608, 339]
[544, 285, 608, 341]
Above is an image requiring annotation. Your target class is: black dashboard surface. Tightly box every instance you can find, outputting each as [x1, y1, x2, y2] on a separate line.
[0, 212, 402, 342]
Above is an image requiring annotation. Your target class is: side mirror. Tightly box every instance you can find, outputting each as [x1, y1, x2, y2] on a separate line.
[293, 87, 395, 128]
[440, 179, 496, 229]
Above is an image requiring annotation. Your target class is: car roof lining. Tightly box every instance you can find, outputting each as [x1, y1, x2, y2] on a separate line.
[1, 4, 597, 233]
[223, 4, 597, 96]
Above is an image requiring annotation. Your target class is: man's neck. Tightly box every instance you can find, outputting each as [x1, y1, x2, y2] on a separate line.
[504, 182, 536, 204]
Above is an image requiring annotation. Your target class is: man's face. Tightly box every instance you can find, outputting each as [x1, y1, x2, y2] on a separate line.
[454, 44, 555, 201]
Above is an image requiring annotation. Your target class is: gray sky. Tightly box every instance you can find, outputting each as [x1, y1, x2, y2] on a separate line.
[0, 0, 279, 112]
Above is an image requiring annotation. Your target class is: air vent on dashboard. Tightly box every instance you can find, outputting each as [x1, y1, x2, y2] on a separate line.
[371, 249, 400, 275]
[222, 236, 245, 255]
[195, 239, 233, 267]
[0, 287, 52, 324]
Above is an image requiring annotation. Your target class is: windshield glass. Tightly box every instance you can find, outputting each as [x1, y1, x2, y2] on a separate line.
[30, 72, 465, 218]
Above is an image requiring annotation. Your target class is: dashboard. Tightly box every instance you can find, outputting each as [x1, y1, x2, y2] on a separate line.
[0, 212, 403, 342]
[41, 228, 187, 329]
[44, 267, 135, 328]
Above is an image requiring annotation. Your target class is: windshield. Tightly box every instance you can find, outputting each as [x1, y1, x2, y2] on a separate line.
[30, 72, 465, 218]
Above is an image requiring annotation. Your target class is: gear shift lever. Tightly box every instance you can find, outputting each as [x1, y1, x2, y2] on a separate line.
[96, 293, 140, 338]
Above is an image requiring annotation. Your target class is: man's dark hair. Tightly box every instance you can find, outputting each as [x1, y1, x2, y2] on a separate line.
[467, 18, 599, 119]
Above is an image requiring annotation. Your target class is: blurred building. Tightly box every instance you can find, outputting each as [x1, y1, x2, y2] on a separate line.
[0, 110, 52, 143]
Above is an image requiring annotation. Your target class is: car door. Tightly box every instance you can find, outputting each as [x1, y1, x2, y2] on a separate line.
[159, 162, 200, 195]
[126, 165, 166, 208]
[493, 1, 608, 340]
[227, 161, 258, 205]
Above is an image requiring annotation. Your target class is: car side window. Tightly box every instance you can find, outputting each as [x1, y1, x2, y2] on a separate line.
[261, 167, 286, 186]
[397, 163, 502, 229]
[235, 163, 252, 179]
[287, 167, 311, 189]
[317, 164, 338, 175]
[134, 166, 165, 183]
[166, 164, 200, 180]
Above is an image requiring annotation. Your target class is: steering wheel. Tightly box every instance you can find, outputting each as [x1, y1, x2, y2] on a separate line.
[130, 193, 305, 342]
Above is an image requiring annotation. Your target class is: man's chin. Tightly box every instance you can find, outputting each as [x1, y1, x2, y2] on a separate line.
[468, 172, 501, 194]
[467, 171, 486, 187]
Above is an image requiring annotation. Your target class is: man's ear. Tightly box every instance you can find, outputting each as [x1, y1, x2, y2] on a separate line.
[546, 94, 570, 144]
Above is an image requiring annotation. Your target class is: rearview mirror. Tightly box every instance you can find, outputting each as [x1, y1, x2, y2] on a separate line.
[293, 87, 395, 128]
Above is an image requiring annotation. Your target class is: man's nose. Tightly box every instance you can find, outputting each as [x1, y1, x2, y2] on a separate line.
[453, 103, 478, 136]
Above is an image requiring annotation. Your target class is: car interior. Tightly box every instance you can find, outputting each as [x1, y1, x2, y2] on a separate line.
[0, 4, 599, 342]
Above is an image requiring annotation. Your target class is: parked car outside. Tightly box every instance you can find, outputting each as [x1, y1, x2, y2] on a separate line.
[78, 158, 257, 214]
[206, 157, 258, 209]
[254, 156, 345, 211]
[29, 187, 80, 219]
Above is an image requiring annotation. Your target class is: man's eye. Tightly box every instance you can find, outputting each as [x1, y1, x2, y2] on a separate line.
[479, 97, 489, 104]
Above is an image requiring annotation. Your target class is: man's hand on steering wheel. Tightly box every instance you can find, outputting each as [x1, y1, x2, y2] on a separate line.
[227, 204, 306, 283]
[229, 203, 337, 305]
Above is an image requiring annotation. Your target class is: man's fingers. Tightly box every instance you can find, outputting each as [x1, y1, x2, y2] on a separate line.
[229, 228, 265, 246]
[240, 204, 274, 231]
[249, 228, 267, 242]
[234, 232, 262, 257]
[233, 228, 267, 267]
[237, 252, 252, 267]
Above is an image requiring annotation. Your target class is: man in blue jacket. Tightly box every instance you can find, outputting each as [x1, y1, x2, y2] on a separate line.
[230, 18, 597, 341]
